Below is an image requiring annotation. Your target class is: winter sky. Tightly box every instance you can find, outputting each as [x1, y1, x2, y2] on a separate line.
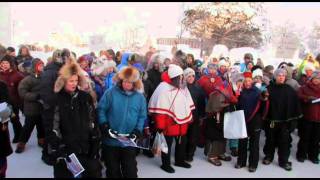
[4, 2, 320, 44]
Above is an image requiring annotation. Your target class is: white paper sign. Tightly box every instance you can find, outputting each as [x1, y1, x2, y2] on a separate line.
[65, 153, 85, 178]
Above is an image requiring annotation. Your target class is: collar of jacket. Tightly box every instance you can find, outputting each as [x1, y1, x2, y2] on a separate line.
[116, 85, 135, 96]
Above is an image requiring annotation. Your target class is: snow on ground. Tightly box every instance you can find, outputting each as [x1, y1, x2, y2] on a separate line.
[6, 115, 320, 178]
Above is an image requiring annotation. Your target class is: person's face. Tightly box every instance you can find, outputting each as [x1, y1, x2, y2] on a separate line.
[107, 67, 114, 73]
[243, 78, 253, 89]
[80, 61, 89, 69]
[21, 48, 28, 56]
[7, 50, 15, 57]
[306, 69, 314, 77]
[244, 57, 251, 63]
[153, 62, 159, 70]
[276, 73, 286, 84]
[1, 61, 11, 71]
[253, 76, 262, 84]
[107, 53, 113, 60]
[122, 80, 134, 91]
[219, 66, 227, 74]
[187, 56, 193, 64]
[186, 75, 195, 84]
[208, 67, 217, 75]
[36, 63, 44, 73]
[312, 77, 320, 86]
[164, 59, 171, 67]
[247, 63, 254, 71]
[64, 75, 79, 93]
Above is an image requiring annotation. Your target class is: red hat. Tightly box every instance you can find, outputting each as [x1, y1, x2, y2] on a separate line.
[243, 72, 252, 79]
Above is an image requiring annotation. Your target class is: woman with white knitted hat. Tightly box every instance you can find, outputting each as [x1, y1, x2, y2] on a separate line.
[149, 64, 195, 173]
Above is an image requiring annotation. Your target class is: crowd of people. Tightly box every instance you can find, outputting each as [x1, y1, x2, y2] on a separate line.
[0, 43, 319, 178]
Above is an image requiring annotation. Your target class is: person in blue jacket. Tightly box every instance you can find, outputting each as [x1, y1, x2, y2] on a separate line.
[98, 66, 147, 178]
[116, 52, 132, 71]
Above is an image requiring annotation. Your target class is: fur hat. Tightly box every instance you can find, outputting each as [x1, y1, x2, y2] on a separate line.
[54, 63, 86, 93]
[168, 64, 183, 79]
[112, 66, 142, 91]
[183, 67, 195, 78]
[303, 62, 316, 75]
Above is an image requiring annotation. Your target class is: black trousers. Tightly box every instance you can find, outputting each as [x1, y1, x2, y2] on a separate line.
[297, 120, 320, 160]
[41, 107, 56, 165]
[53, 155, 102, 178]
[263, 122, 291, 165]
[101, 145, 138, 178]
[10, 105, 22, 139]
[161, 135, 187, 166]
[19, 115, 45, 143]
[186, 121, 200, 159]
[237, 130, 261, 168]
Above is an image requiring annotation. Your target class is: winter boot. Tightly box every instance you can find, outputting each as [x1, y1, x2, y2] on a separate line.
[15, 143, 26, 154]
[38, 138, 45, 148]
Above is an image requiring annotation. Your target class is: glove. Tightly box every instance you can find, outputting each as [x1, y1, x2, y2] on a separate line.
[89, 129, 101, 159]
[99, 123, 111, 139]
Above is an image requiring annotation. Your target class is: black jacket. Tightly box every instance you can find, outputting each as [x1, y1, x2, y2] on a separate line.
[18, 60, 43, 116]
[39, 62, 62, 139]
[39, 62, 62, 108]
[267, 83, 302, 122]
[145, 68, 162, 101]
[53, 89, 100, 157]
[187, 83, 206, 122]
[0, 81, 13, 157]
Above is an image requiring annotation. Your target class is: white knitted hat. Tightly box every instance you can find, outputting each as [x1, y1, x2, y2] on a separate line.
[252, 68, 263, 78]
[218, 59, 228, 68]
[183, 67, 195, 78]
[168, 64, 183, 79]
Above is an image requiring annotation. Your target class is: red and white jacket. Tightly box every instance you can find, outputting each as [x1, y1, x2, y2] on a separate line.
[148, 72, 195, 136]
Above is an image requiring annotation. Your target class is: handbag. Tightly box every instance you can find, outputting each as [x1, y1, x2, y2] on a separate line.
[223, 110, 247, 139]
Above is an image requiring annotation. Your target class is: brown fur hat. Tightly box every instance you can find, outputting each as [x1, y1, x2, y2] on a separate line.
[112, 66, 142, 91]
[54, 62, 86, 93]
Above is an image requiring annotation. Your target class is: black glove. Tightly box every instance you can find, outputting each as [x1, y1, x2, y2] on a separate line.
[99, 123, 111, 139]
[129, 129, 142, 140]
[89, 129, 101, 159]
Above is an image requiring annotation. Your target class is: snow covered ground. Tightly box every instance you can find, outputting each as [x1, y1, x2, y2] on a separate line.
[6, 115, 320, 178]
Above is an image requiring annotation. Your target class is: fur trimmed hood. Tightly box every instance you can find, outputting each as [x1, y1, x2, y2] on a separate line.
[54, 62, 87, 93]
[112, 66, 142, 91]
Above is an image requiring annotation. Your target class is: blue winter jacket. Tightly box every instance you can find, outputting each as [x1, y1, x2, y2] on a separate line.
[97, 85, 147, 147]
[116, 52, 132, 71]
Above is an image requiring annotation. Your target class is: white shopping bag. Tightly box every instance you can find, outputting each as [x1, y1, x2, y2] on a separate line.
[152, 132, 168, 156]
[223, 110, 247, 139]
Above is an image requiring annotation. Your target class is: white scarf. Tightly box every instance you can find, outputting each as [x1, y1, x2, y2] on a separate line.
[148, 82, 195, 124]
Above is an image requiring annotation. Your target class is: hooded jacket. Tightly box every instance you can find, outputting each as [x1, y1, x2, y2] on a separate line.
[116, 53, 132, 71]
[18, 59, 43, 116]
[53, 88, 100, 156]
